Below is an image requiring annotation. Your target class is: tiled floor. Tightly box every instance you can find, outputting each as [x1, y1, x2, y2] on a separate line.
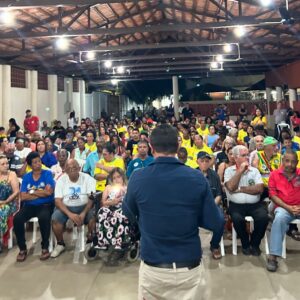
[0, 229, 300, 300]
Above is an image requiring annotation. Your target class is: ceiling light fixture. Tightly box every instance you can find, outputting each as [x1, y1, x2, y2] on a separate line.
[210, 62, 219, 69]
[233, 26, 246, 37]
[223, 44, 233, 53]
[55, 36, 69, 50]
[111, 79, 119, 85]
[86, 51, 96, 60]
[116, 66, 125, 74]
[104, 60, 112, 68]
[0, 10, 15, 26]
[216, 54, 224, 62]
[260, 0, 272, 7]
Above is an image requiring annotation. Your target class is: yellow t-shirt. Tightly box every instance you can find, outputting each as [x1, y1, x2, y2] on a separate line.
[85, 142, 97, 153]
[197, 127, 209, 137]
[238, 129, 247, 143]
[182, 137, 192, 149]
[257, 151, 281, 186]
[26, 164, 49, 173]
[251, 116, 267, 128]
[117, 126, 127, 134]
[293, 136, 300, 147]
[185, 158, 198, 169]
[189, 144, 213, 161]
[94, 157, 125, 191]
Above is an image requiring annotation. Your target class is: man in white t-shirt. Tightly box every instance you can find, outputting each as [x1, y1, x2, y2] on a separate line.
[51, 159, 96, 258]
[14, 137, 32, 163]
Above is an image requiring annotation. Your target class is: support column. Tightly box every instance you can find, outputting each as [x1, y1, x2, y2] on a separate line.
[172, 76, 179, 120]
[276, 86, 283, 102]
[266, 87, 272, 122]
[65, 78, 73, 112]
[2, 65, 12, 126]
[48, 74, 58, 122]
[79, 79, 85, 120]
[289, 88, 297, 109]
[29, 70, 38, 115]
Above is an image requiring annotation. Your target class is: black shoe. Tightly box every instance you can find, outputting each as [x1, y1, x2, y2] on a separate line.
[251, 247, 261, 256]
[0, 241, 2, 253]
[242, 247, 251, 256]
[266, 258, 278, 272]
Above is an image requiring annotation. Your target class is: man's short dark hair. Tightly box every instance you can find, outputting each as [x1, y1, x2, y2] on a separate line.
[177, 147, 188, 156]
[150, 124, 178, 154]
[283, 149, 298, 160]
[26, 151, 40, 166]
[26, 109, 31, 113]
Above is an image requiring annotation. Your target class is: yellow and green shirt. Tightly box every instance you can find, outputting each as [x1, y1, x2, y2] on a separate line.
[94, 157, 125, 191]
[257, 151, 281, 186]
[85, 142, 97, 153]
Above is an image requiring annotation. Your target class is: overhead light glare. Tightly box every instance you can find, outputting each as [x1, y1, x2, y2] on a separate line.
[55, 36, 69, 50]
[233, 26, 246, 37]
[260, 0, 272, 7]
[216, 54, 224, 62]
[86, 51, 96, 60]
[104, 60, 112, 68]
[210, 62, 219, 69]
[0, 10, 15, 26]
[111, 79, 119, 85]
[223, 43, 233, 53]
[117, 66, 125, 74]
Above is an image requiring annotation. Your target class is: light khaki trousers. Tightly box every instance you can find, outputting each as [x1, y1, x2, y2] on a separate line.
[138, 261, 203, 300]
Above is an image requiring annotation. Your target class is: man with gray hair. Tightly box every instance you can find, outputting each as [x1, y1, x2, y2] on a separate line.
[224, 145, 268, 256]
[249, 135, 264, 165]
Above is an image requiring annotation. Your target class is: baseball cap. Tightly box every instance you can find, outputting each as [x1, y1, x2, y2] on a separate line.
[197, 151, 212, 160]
[263, 136, 277, 146]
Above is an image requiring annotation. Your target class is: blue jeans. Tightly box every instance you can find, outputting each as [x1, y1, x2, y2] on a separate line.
[269, 207, 300, 257]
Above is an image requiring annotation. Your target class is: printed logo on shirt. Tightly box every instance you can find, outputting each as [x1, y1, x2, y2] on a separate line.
[69, 187, 81, 200]
[134, 162, 139, 167]
[248, 179, 255, 186]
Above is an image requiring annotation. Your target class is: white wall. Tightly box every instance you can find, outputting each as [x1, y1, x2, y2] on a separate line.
[11, 87, 30, 126]
[8, 87, 132, 130]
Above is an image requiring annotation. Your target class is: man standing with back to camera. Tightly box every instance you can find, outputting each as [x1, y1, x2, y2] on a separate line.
[123, 124, 224, 300]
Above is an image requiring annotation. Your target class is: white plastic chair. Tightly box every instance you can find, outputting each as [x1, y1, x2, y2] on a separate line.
[28, 217, 54, 252]
[220, 236, 225, 256]
[8, 227, 14, 249]
[72, 224, 85, 252]
[232, 216, 268, 255]
[282, 219, 300, 258]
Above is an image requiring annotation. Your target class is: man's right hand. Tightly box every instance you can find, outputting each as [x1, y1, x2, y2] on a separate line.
[68, 213, 83, 226]
[240, 162, 249, 173]
[287, 205, 300, 216]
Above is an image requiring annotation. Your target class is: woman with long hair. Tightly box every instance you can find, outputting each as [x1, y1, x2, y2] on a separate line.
[0, 155, 19, 252]
[251, 107, 267, 128]
[36, 139, 57, 168]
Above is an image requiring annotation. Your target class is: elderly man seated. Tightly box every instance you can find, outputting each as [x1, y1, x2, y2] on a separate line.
[51, 159, 96, 258]
[224, 145, 268, 256]
[266, 150, 300, 272]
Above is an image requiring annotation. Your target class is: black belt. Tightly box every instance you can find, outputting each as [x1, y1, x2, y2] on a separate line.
[144, 260, 200, 270]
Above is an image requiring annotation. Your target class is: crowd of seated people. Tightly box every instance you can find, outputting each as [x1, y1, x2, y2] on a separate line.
[0, 103, 299, 273]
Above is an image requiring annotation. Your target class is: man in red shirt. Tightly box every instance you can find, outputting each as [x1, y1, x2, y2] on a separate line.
[23, 109, 39, 134]
[266, 150, 300, 272]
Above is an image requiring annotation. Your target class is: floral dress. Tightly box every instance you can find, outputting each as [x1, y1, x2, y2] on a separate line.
[0, 178, 17, 236]
[96, 189, 132, 250]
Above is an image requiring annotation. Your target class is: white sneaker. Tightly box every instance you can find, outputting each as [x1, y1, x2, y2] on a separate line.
[51, 244, 65, 258]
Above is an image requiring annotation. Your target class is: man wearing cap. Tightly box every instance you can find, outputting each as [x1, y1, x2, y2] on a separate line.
[14, 137, 32, 164]
[197, 151, 224, 259]
[252, 136, 281, 199]
[225, 145, 268, 255]
[266, 150, 300, 272]
[24, 109, 39, 134]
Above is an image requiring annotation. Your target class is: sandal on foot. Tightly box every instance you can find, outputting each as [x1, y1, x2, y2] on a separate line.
[211, 248, 222, 260]
[40, 249, 50, 261]
[16, 250, 27, 262]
